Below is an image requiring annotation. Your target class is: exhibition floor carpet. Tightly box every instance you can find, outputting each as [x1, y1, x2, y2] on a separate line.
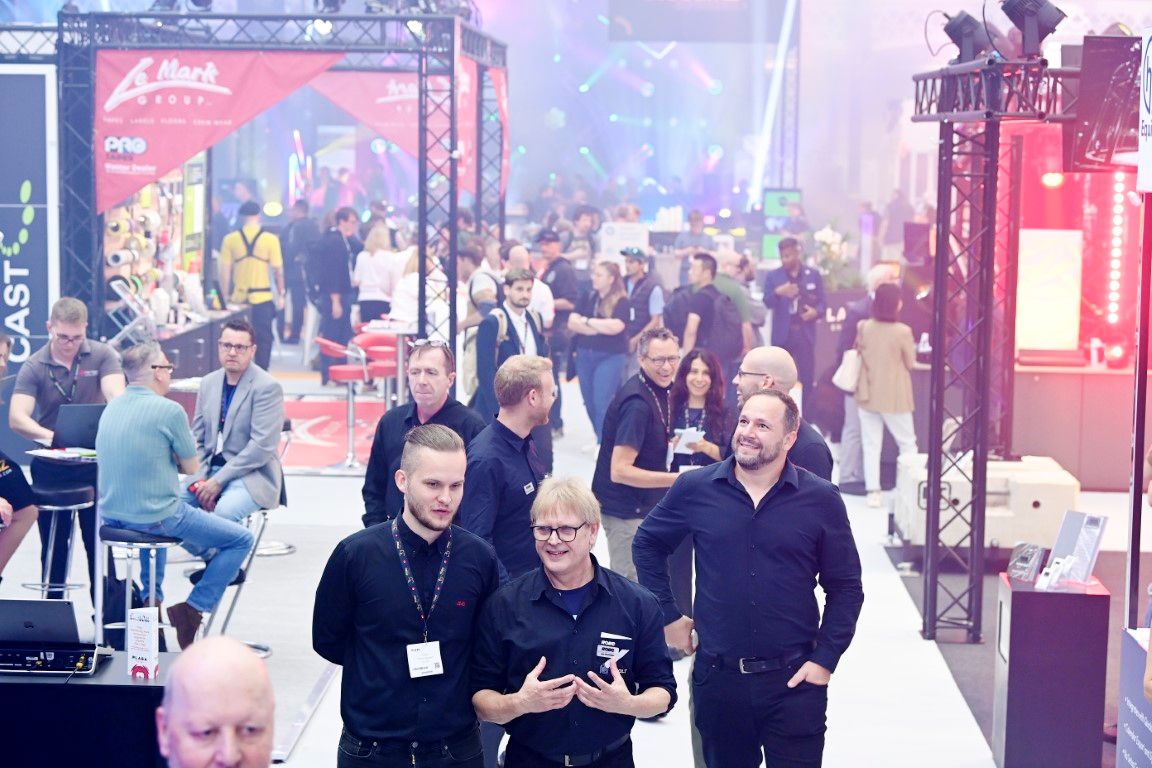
[281, 396, 386, 472]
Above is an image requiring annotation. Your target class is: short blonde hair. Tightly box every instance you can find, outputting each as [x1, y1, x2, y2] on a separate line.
[494, 355, 553, 408]
[530, 477, 601, 526]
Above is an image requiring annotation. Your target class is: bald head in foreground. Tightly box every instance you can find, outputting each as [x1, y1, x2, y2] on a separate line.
[156, 636, 276, 768]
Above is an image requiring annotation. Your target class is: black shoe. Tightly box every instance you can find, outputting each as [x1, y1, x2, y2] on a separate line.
[166, 602, 203, 650]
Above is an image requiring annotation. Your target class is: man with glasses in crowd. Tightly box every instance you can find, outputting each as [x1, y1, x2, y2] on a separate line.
[732, 346, 833, 481]
[10, 297, 125, 600]
[99, 343, 252, 648]
[472, 477, 676, 768]
[590, 328, 682, 580]
[362, 341, 485, 528]
[132, 318, 285, 608]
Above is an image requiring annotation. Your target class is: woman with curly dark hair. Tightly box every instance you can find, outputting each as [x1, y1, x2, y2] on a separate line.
[670, 348, 728, 470]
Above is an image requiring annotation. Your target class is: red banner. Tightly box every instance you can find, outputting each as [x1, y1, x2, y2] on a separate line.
[489, 67, 510, 198]
[94, 49, 343, 213]
[310, 65, 480, 196]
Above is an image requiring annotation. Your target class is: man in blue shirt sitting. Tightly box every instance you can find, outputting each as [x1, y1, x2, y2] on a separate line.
[98, 343, 252, 649]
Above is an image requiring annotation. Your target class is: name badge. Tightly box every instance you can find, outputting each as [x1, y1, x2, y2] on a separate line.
[78, 369, 99, 378]
[596, 632, 633, 676]
[523, 482, 535, 495]
[406, 641, 444, 678]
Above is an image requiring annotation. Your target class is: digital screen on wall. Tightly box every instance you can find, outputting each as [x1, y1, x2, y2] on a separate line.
[607, 0, 778, 43]
[761, 188, 802, 262]
[1066, 35, 1141, 172]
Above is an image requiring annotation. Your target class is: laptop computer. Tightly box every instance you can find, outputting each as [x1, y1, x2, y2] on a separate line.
[0, 599, 80, 644]
[51, 403, 105, 450]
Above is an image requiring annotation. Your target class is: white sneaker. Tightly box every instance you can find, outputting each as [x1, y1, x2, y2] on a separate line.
[866, 491, 883, 508]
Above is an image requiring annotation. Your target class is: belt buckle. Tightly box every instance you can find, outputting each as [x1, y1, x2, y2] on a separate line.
[564, 757, 573, 767]
[738, 657, 761, 674]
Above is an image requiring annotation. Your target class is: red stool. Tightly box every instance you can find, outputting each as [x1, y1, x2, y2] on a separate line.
[328, 364, 368, 469]
[366, 345, 399, 402]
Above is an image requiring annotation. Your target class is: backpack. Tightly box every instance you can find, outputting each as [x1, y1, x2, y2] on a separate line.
[304, 236, 326, 303]
[461, 307, 543, 398]
[661, 286, 694, 344]
[701, 284, 744, 364]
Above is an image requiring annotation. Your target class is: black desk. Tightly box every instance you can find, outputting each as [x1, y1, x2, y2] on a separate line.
[0, 650, 178, 767]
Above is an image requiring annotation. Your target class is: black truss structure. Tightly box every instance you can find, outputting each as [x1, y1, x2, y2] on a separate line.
[913, 59, 1077, 641]
[2, 11, 507, 351]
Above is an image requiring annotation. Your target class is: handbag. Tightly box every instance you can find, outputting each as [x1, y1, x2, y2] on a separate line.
[831, 349, 861, 394]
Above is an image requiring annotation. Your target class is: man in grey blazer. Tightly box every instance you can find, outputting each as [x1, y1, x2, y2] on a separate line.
[185, 317, 285, 522]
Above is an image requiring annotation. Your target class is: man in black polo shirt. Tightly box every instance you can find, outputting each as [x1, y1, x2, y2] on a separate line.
[732, 345, 833, 481]
[460, 356, 553, 582]
[472, 477, 676, 768]
[590, 327, 680, 580]
[314, 425, 500, 768]
[633, 389, 864, 768]
[537, 230, 578, 437]
[362, 342, 485, 527]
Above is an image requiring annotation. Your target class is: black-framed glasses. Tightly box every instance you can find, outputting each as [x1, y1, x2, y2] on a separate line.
[218, 342, 252, 353]
[151, 364, 175, 372]
[736, 369, 769, 378]
[530, 523, 587, 542]
[644, 354, 680, 367]
[53, 333, 85, 344]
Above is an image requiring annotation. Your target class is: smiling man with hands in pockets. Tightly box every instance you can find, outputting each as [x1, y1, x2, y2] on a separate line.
[471, 477, 676, 768]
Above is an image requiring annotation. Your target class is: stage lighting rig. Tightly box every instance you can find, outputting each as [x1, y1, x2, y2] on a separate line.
[316, 0, 345, 13]
[187, 0, 213, 10]
[942, 11, 995, 63]
[149, 0, 180, 10]
[1001, 0, 1065, 58]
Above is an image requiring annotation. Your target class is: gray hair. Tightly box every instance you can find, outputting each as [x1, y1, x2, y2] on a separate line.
[121, 342, 162, 383]
[637, 327, 678, 358]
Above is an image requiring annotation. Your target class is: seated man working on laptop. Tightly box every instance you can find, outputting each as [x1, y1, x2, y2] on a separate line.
[98, 343, 252, 649]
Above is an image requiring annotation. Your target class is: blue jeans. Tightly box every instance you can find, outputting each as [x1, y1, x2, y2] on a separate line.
[575, 348, 626, 442]
[104, 501, 252, 613]
[139, 475, 261, 595]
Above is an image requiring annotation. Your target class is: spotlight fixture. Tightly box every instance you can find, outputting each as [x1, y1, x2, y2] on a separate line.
[149, 0, 180, 10]
[942, 11, 995, 63]
[315, 0, 345, 13]
[1001, 0, 1066, 58]
[187, 0, 213, 9]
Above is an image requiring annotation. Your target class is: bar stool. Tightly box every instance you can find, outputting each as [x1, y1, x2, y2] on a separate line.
[317, 337, 369, 469]
[96, 526, 182, 646]
[21, 486, 95, 599]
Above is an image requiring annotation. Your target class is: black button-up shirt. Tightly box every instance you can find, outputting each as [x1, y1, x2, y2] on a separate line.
[313, 515, 500, 741]
[471, 557, 677, 758]
[633, 457, 863, 672]
[459, 420, 545, 581]
[361, 398, 486, 527]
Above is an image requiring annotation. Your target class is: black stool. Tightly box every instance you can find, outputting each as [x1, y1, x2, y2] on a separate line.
[96, 526, 182, 646]
[21, 486, 94, 599]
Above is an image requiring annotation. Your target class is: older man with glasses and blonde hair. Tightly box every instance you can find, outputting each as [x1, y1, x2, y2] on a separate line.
[590, 327, 682, 581]
[472, 476, 676, 768]
[10, 296, 125, 600]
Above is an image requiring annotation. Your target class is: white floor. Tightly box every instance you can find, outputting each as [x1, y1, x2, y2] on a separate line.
[0, 377, 1008, 766]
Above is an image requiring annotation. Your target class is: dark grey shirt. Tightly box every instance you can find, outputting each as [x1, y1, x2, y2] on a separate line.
[14, 339, 122, 429]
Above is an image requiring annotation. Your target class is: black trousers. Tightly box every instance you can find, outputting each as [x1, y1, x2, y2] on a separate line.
[31, 459, 104, 602]
[504, 738, 633, 768]
[693, 656, 827, 767]
[248, 301, 277, 371]
[281, 280, 306, 341]
[358, 299, 391, 325]
[337, 727, 483, 768]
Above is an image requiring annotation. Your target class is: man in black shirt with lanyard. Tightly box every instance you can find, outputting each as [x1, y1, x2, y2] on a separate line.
[590, 327, 681, 581]
[314, 424, 500, 768]
[634, 389, 864, 768]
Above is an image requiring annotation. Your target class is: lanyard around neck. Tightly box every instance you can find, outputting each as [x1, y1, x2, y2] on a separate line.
[391, 517, 453, 642]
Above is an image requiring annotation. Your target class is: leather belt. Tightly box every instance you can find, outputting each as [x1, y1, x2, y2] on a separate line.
[699, 648, 809, 675]
[531, 733, 631, 767]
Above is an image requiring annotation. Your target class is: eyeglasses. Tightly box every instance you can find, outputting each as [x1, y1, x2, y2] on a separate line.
[736, 369, 769, 378]
[218, 342, 252, 353]
[410, 339, 449, 349]
[53, 333, 84, 345]
[151, 364, 175, 372]
[643, 355, 680, 368]
[530, 523, 587, 542]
